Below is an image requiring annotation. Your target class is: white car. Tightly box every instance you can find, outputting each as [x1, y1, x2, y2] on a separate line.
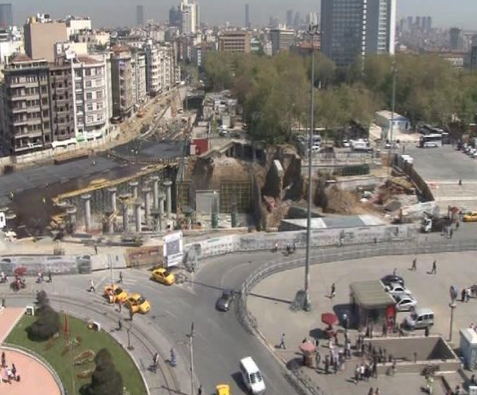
[385, 282, 412, 295]
[394, 295, 417, 312]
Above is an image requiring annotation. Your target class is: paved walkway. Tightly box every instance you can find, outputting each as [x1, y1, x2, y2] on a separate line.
[0, 308, 61, 395]
[247, 252, 477, 395]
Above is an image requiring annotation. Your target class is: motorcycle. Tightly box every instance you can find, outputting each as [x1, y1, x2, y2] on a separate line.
[11, 279, 26, 292]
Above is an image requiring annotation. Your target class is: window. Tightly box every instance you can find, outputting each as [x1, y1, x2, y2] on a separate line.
[87, 104, 93, 111]
[86, 93, 93, 100]
[86, 81, 92, 88]
[96, 90, 103, 99]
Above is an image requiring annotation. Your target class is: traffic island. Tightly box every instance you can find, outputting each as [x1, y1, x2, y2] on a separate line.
[6, 314, 147, 395]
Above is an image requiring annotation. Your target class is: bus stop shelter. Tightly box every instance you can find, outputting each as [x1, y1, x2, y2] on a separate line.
[350, 280, 396, 333]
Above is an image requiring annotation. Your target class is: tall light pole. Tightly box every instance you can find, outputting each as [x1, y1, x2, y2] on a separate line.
[304, 24, 319, 312]
[189, 322, 195, 395]
[388, 58, 397, 176]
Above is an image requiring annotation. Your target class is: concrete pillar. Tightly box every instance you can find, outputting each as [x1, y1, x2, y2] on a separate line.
[134, 199, 142, 233]
[157, 193, 165, 230]
[129, 181, 139, 199]
[151, 176, 160, 209]
[120, 193, 130, 233]
[66, 207, 77, 227]
[143, 187, 152, 225]
[108, 187, 117, 212]
[163, 180, 173, 218]
[81, 194, 92, 231]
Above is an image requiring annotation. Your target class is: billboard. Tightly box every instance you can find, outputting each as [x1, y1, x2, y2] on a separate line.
[163, 231, 183, 268]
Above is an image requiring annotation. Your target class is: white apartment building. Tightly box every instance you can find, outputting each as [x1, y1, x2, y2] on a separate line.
[145, 42, 176, 97]
[179, 0, 199, 35]
[0, 27, 23, 65]
[73, 54, 110, 141]
[131, 50, 147, 105]
[321, 0, 396, 67]
[66, 16, 92, 37]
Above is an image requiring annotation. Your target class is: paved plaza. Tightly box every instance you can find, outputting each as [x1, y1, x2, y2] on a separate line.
[248, 251, 477, 395]
[0, 308, 61, 395]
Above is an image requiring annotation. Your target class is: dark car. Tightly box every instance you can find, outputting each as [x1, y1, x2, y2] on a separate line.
[381, 275, 405, 287]
[216, 289, 234, 312]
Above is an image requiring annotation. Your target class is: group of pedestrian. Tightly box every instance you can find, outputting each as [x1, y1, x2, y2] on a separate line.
[1, 352, 19, 384]
[354, 362, 377, 383]
[461, 287, 473, 303]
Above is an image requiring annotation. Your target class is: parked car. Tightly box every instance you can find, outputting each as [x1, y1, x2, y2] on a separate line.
[385, 282, 412, 295]
[216, 289, 234, 312]
[404, 308, 434, 330]
[381, 275, 405, 287]
[393, 294, 417, 312]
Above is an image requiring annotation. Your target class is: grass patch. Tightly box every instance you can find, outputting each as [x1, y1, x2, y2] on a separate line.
[6, 314, 146, 395]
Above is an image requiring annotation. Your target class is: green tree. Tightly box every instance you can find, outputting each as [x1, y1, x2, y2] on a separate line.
[88, 349, 124, 395]
[203, 52, 234, 91]
[28, 291, 59, 341]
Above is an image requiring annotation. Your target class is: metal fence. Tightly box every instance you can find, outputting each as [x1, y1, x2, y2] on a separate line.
[236, 238, 477, 395]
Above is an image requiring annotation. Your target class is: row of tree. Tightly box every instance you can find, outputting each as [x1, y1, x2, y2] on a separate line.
[203, 51, 477, 144]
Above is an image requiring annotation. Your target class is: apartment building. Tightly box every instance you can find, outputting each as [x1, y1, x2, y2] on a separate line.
[218, 30, 251, 53]
[110, 46, 133, 119]
[24, 14, 67, 62]
[270, 28, 295, 55]
[1, 55, 52, 154]
[131, 49, 147, 105]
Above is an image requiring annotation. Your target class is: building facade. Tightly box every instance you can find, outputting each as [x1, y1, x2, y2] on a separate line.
[110, 47, 133, 120]
[136, 5, 144, 27]
[24, 14, 68, 63]
[218, 31, 251, 53]
[131, 49, 147, 105]
[321, 0, 396, 67]
[270, 28, 295, 55]
[1, 55, 52, 154]
[179, 0, 199, 35]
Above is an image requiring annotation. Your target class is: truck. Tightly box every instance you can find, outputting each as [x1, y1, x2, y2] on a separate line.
[421, 213, 452, 233]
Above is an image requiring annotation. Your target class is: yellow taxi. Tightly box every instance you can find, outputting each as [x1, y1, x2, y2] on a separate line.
[216, 384, 230, 395]
[126, 293, 151, 314]
[151, 268, 175, 285]
[104, 285, 128, 304]
[463, 212, 477, 222]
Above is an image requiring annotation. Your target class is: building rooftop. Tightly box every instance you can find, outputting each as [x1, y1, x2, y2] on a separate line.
[376, 110, 409, 121]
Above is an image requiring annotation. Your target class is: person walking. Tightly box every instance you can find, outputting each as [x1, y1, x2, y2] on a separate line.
[170, 348, 177, 367]
[449, 228, 454, 239]
[374, 388, 381, 395]
[367, 388, 374, 395]
[118, 271, 123, 284]
[315, 351, 321, 369]
[1, 351, 5, 368]
[11, 363, 16, 380]
[197, 385, 203, 395]
[330, 283, 336, 299]
[129, 307, 134, 321]
[153, 352, 159, 372]
[461, 288, 466, 303]
[456, 221, 460, 231]
[459, 179, 462, 186]
[279, 333, 286, 349]
[89, 279, 95, 292]
[411, 258, 417, 271]
[117, 318, 122, 331]
[430, 260, 437, 275]
[393, 268, 397, 276]
[48, 271, 52, 283]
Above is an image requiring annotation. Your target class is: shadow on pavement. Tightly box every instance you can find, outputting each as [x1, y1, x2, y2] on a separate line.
[231, 371, 249, 393]
[248, 292, 291, 305]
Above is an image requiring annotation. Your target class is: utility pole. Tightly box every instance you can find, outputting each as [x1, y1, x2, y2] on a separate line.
[189, 322, 195, 395]
[304, 24, 319, 312]
[388, 58, 397, 176]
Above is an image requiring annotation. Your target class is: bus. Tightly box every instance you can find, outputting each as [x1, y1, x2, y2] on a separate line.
[420, 134, 443, 148]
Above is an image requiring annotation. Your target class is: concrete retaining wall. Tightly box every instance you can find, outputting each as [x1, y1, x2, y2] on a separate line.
[0, 255, 91, 275]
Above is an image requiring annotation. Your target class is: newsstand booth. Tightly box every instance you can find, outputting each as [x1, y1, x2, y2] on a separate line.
[350, 281, 396, 333]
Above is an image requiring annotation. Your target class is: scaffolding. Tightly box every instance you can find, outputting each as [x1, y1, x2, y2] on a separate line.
[219, 181, 252, 213]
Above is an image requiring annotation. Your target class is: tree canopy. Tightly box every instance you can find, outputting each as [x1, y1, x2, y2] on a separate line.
[88, 348, 124, 395]
[202, 51, 477, 144]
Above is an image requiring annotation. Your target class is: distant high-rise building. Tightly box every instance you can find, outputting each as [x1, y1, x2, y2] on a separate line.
[406, 16, 413, 31]
[450, 27, 461, 50]
[169, 6, 181, 27]
[293, 12, 301, 28]
[179, 0, 199, 35]
[286, 10, 293, 28]
[245, 4, 250, 28]
[306, 12, 319, 27]
[470, 35, 477, 70]
[426, 16, 432, 32]
[270, 28, 295, 55]
[415, 16, 421, 30]
[136, 5, 144, 26]
[24, 14, 68, 63]
[0, 3, 12, 28]
[321, 0, 396, 67]
[420, 16, 426, 30]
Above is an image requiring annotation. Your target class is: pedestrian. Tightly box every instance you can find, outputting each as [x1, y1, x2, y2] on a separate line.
[360, 364, 365, 381]
[293, 242, 296, 252]
[459, 179, 462, 186]
[354, 365, 360, 384]
[94, 244, 98, 254]
[118, 301, 122, 313]
[330, 283, 336, 299]
[279, 333, 286, 349]
[118, 318, 122, 331]
[374, 388, 381, 395]
[456, 221, 460, 230]
[411, 258, 417, 271]
[467, 287, 472, 302]
[89, 279, 95, 292]
[119, 271, 123, 284]
[372, 361, 378, 378]
[333, 331, 339, 346]
[1, 351, 5, 368]
[11, 363, 16, 379]
[153, 352, 159, 371]
[324, 355, 330, 374]
[315, 351, 321, 368]
[450, 228, 454, 239]
[431, 260, 437, 274]
[393, 268, 397, 276]
[462, 288, 466, 303]
[170, 348, 177, 367]
[48, 271, 52, 283]
[333, 358, 338, 374]
[129, 308, 134, 321]
[368, 388, 374, 395]
[346, 339, 351, 358]
[198, 385, 203, 395]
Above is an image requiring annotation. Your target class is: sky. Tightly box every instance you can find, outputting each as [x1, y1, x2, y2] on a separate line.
[11, 0, 477, 30]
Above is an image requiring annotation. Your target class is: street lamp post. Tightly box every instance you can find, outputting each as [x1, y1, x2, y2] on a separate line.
[304, 24, 319, 312]
[189, 322, 195, 395]
[127, 324, 134, 350]
[449, 301, 457, 342]
[388, 59, 397, 176]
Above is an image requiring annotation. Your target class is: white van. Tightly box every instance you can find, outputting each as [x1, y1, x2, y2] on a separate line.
[240, 357, 266, 394]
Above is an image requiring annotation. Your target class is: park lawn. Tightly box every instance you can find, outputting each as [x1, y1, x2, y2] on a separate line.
[6, 314, 147, 395]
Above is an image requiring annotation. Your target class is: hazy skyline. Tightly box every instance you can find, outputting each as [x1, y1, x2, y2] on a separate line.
[11, 0, 477, 30]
